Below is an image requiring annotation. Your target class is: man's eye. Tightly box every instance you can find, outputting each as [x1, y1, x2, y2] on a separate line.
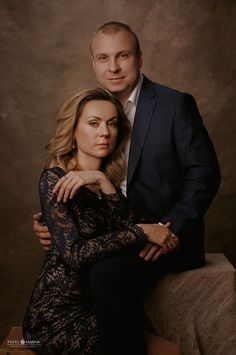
[120, 53, 129, 59]
[97, 56, 107, 62]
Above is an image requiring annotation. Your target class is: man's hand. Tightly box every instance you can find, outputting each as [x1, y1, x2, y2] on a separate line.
[33, 213, 51, 251]
[138, 222, 179, 261]
[139, 242, 163, 261]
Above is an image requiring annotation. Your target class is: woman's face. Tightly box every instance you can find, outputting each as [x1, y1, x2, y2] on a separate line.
[74, 99, 119, 166]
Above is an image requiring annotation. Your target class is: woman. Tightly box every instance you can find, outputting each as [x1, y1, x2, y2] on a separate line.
[23, 88, 179, 355]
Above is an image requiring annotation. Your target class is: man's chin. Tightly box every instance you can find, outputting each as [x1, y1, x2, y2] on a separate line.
[107, 87, 127, 100]
[107, 86, 124, 93]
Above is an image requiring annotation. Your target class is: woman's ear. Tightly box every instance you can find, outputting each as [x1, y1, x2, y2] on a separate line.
[72, 138, 77, 149]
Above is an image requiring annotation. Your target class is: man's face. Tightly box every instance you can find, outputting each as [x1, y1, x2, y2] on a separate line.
[91, 30, 142, 103]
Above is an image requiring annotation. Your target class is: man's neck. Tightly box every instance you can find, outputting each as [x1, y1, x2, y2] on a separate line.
[113, 73, 141, 104]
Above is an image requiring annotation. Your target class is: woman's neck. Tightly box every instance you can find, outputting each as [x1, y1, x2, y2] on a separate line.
[75, 153, 102, 171]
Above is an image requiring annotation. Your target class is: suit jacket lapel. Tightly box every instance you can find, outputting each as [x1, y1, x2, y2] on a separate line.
[127, 77, 157, 188]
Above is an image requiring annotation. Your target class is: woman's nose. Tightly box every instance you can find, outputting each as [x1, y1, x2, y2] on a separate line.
[99, 123, 109, 136]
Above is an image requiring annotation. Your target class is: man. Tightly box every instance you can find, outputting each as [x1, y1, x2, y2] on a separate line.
[33, 22, 220, 354]
[35, 21, 220, 267]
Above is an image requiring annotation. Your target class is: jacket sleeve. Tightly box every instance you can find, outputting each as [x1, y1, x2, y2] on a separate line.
[160, 93, 221, 235]
[39, 169, 146, 269]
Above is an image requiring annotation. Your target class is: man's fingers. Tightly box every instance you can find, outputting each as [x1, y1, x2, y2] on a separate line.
[33, 219, 48, 233]
[152, 248, 163, 261]
[144, 245, 160, 261]
[139, 243, 153, 258]
[36, 225, 49, 233]
[40, 238, 51, 251]
[33, 212, 42, 222]
[37, 232, 51, 239]
[139, 243, 161, 261]
[39, 238, 51, 246]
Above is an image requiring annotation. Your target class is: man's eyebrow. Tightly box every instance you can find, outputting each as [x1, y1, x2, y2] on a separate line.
[94, 53, 107, 57]
[95, 50, 132, 57]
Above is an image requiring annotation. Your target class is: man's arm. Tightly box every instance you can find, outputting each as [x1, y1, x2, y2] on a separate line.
[33, 212, 51, 250]
[160, 93, 221, 235]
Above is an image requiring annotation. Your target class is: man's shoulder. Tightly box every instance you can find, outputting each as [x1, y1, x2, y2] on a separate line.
[142, 75, 187, 100]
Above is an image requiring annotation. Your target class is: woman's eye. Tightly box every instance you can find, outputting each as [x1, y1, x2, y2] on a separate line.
[109, 121, 118, 127]
[89, 122, 98, 127]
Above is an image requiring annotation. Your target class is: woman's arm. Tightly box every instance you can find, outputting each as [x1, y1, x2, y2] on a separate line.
[52, 170, 116, 203]
[39, 168, 147, 270]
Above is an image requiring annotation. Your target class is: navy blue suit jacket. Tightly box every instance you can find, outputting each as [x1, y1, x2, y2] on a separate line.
[127, 76, 221, 269]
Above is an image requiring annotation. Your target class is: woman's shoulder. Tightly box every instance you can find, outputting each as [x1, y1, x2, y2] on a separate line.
[40, 166, 66, 180]
[39, 167, 66, 191]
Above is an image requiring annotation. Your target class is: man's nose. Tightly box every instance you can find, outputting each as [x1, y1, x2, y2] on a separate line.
[108, 58, 120, 72]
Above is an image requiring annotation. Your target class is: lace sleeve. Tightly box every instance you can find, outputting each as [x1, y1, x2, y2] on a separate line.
[101, 189, 138, 224]
[39, 168, 147, 270]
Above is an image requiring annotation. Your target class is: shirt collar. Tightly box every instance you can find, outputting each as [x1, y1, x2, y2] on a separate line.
[124, 73, 143, 108]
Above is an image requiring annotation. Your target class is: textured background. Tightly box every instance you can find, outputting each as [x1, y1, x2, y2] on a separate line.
[0, 0, 235, 342]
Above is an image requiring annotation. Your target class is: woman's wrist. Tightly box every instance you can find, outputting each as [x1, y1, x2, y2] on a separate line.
[96, 171, 116, 194]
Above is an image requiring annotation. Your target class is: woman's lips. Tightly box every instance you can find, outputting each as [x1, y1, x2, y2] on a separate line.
[96, 143, 109, 147]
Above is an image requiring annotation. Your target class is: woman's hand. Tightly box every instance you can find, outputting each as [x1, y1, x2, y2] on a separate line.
[52, 171, 116, 203]
[137, 222, 179, 259]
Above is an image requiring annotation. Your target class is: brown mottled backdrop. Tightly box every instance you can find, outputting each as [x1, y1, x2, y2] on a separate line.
[0, 0, 235, 341]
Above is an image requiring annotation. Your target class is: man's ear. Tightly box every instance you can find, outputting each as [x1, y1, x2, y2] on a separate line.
[139, 51, 143, 68]
[91, 55, 95, 72]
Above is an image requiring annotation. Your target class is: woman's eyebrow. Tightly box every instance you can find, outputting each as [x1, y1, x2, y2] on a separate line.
[85, 116, 118, 120]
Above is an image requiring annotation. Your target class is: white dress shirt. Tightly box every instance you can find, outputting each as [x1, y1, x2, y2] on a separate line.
[120, 73, 144, 196]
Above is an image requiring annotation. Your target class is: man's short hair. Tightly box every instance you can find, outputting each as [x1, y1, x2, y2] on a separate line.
[91, 21, 141, 55]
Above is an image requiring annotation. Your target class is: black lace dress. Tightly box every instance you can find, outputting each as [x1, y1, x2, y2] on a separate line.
[23, 167, 146, 355]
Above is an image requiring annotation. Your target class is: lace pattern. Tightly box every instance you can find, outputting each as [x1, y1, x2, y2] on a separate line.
[23, 167, 146, 354]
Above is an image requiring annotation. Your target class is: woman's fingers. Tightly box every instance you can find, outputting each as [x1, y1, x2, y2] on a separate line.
[70, 182, 83, 199]
[53, 171, 104, 202]
[165, 237, 174, 251]
[54, 174, 84, 203]
[163, 235, 179, 254]
[62, 178, 79, 202]
[53, 175, 66, 194]
[56, 179, 68, 202]
[163, 222, 171, 228]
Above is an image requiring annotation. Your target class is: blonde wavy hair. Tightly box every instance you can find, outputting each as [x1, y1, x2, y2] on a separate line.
[45, 88, 131, 187]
